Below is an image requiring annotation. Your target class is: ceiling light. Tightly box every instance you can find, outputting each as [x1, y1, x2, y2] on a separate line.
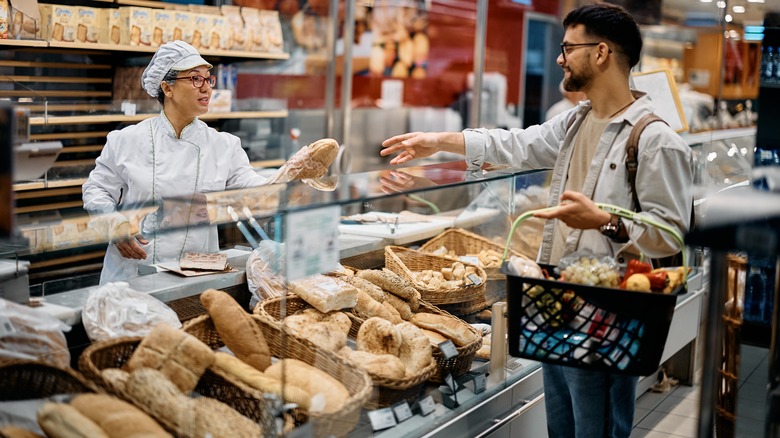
[747, 0, 765, 3]
[717, 1, 727, 8]
[700, 0, 713, 2]
[733, 5, 746, 13]
[725, 14, 733, 22]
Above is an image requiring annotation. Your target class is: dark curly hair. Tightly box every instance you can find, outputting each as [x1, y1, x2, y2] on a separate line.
[563, 3, 642, 71]
[156, 70, 179, 105]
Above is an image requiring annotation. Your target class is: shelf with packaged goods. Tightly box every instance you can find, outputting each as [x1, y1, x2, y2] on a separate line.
[29, 110, 288, 126]
[0, 39, 289, 60]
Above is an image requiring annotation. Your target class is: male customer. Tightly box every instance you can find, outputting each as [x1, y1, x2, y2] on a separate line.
[380, 3, 693, 437]
[546, 79, 588, 121]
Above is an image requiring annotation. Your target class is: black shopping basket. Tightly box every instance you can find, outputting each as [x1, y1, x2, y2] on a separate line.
[501, 204, 687, 376]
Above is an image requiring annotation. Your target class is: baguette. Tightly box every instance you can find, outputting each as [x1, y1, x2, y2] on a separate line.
[264, 359, 349, 415]
[213, 352, 311, 410]
[70, 394, 171, 438]
[37, 403, 109, 438]
[356, 317, 402, 356]
[100, 368, 130, 394]
[344, 276, 386, 302]
[410, 313, 479, 347]
[357, 269, 417, 301]
[381, 301, 404, 324]
[0, 426, 44, 438]
[383, 293, 413, 320]
[200, 289, 272, 371]
[353, 291, 398, 323]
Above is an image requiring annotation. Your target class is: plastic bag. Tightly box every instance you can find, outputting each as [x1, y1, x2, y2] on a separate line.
[82, 282, 181, 342]
[0, 298, 71, 368]
[558, 252, 621, 288]
[246, 240, 286, 307]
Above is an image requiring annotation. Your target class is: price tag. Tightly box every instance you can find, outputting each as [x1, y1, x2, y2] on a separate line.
[0, 316, 16, 337]
[459, 255, 480, 266]
[438, 340, 459, 359]
[392, 401, 413, 423]
[285, 206, 340, 281]
[467, 272, 483, 286]
[368, 408, 397, 431]
[418, 395, 436, 416]
[445, 374, 456, 392]
[473, 373, 486, 394]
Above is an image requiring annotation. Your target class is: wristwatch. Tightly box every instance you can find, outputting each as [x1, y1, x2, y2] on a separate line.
[599, 214, 622, 240]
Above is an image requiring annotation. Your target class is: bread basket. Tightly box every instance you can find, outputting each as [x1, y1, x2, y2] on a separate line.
[183, 312, 372, 437]
[0, 360, 97, 401]
[420, 228, 528, 279]
[78, 336, 282, 436]
[384, 245, 487, 305]
[254, 294, 436, 409]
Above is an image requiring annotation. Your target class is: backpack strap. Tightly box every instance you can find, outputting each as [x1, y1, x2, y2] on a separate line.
[625, 113, 667, 212]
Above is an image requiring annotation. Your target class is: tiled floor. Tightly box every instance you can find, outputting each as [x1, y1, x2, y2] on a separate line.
[630, 344, 770, 437]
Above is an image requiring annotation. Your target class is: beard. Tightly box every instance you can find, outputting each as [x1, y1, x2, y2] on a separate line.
[563, 63, 593, 92]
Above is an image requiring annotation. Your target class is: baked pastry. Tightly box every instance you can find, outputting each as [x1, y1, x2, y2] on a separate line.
[200, 289, 272, 371]
[37, 403, 109, 438]
[339, 349, 406, 380]
[267, 138, 339, 183]
[299, 322, 347, 352]
[383, 293, 413, 320]
[410, 313, 479, 347]
[343, 276, 385, 302]
[125, 322, 215, 393]
[354, 291, 398, 323]
[357, 269, 418, 302]
[396, 322, 434, 377]
[420, 328, 448, 345]
[70, 394, 171, 438]
[264, 359, 349, 415]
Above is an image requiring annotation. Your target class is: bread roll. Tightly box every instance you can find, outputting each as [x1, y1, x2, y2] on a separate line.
[344, 276, 386, 302]
[356, 317, 402, 356]
[357, 269, 417, 301]
[125, 322, 215, 393]
[321, 311, 352, 335]
[288, 275, 358, 313]
[381, 301, 404, 324]
[200, 289, 272, 371]
[213, 352, 311, 410]
[395, 322, 434, 377]
[0, 426, 45, 438]
[354, 291, 398, 323]
[342, 349, 406, 380]
[284, 313, 320, 334]
[264, 359, 349, 415]
[37, 403, 109, 438]
[299, 322, 347, 352]
[100, 368, 130, 394]
[70, 394, 171, 438]
[420, 328, 448, 345]
[384, 293, 413, 320]
[410, 313, 479, 347]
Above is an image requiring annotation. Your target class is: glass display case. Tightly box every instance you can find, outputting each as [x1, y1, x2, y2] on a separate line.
[2, 162, 556, 438]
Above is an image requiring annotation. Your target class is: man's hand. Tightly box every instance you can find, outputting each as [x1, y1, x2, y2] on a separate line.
[533, 191, 611, 230]
[112, 222, 148, 260]
[379, 170, 436, 194]
[380, 131, 465, 165]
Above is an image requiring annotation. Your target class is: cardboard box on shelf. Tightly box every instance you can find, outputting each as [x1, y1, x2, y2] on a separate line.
[9, 0, 41, 40]
[41, 4, 78, 42]
[221, 5, 247, 51]
[120, 6, 152, 46]
[171, 10, 192, 43]
[259, 10, 283, 53]
[104, 7, 120, 44]
[209, 88, 232, 113]
[151, 9, 173, 47]
[240, 7, 261, 51]
[75, 6, 101, 43]
[0, 0, 8, 39]
[190, 12, 211, 50]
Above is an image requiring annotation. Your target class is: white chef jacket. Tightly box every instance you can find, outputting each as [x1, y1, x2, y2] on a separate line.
[83, 112, 268, 284]
[463, 91, 694, 265]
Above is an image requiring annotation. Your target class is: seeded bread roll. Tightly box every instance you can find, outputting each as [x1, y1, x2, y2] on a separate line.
[354, 291, 398, 323]
[356, 317, 402, 356]
[410, 313, 479, 347]
[200, 289, 272, 371]
[344, 276, 386, 302]
[340, 349, 406, 380]
[395, 322, 434, 377]
[264, 359, 349, 415]
[70, 394, 171, 438]
[383, 293, 413, 320]
[357, 269, 417, 301]
[125, 322, 215, 393]
[213, 352, 311, 410]
[37, 403, 109, 438]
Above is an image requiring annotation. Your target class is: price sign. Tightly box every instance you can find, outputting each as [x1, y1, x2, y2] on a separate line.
[368, 408, 397, 431]
[438, 340, 459, 359]
[392, 401, 413, 423]
[473, 373, 486, 394]
[418, 395, 436, 416]
[285, 206, 340, 281]
[467, 272, 483, 286]
[445, 374, 457, 392]
[459, 256, 480, 266]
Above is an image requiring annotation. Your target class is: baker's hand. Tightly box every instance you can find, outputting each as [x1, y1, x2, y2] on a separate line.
[112, 221, 148, 260]
[379, 170, 436, 194]
[533, 191, 611, 230]
[380, 132, 442, 165]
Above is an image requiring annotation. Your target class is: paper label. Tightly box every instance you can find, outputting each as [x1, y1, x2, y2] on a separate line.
[467, 272, 483, 286]
[285, 206, 340, 281]
[0, 316, 15, 337]
[473, 373, 486, 394]
[368, 407, 397, 431]
[392, 401, 413, 422]
[418, 395, 436, 416]
[438, 339, 459, 359]
[459, 256, 480, 266]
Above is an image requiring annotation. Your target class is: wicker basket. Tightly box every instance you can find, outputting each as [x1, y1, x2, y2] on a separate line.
[254, 295, 435, 409]
[0, 360, 97, 401]
[78, 336, 282, 436]
[183, 313, 372, 437]
[420, 228, 528, 279]
[384, 245, 487, 305]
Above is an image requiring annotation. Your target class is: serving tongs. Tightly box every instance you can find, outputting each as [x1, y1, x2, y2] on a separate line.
[227, 205, 273, 249]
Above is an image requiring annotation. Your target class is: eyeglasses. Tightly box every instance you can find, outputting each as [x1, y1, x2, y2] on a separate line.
[560, 42, 610, 61]
[172, 75, 216, 88]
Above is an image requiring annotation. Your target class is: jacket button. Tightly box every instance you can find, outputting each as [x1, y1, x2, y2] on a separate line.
[617, 256, 625, 263]
[610, 163, 617, 170]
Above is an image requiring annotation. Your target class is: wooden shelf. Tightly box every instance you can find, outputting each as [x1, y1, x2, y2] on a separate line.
[29, 110, 288, 125]
[251, 159, 286, 168]
[0, 39, 48, 48]
[46, 41, 289, 60]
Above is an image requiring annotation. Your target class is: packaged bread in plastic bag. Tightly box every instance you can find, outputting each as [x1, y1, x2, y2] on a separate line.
[0, 298, 71, 367]
[246, 240, 286, 307]
[82, 282, 181, 342]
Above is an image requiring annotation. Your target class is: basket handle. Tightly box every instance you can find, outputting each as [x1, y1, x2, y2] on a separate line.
[501, 203, 687, 278]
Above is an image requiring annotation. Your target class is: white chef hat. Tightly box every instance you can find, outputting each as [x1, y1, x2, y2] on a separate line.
[141, 40, 213, 97]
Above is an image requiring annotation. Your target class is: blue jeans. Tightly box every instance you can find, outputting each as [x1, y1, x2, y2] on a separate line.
[542, 364, 638, 438]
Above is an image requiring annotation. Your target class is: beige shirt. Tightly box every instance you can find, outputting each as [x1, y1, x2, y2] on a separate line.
[550, 112, 612, 263]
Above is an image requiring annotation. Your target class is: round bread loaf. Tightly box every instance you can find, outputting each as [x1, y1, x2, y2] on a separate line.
[356, 317, 402, 356]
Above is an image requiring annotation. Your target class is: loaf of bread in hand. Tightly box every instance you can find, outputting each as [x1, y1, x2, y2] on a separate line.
[356, 317, 402, 356]
[70, 394, 171, 438]
[268, 138, 339, 183]
[125, 322, 215, 393]
[37, 403, 109, 438]
[264, 359, 349, 415]
[200, 289, 272, 371]
[410, 313, 479, 347]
